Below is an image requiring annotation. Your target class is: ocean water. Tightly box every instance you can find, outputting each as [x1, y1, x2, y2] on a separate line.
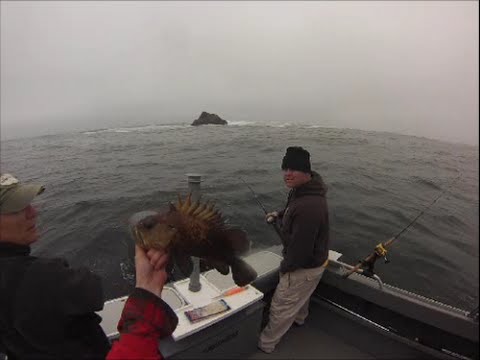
[1, 123, 478, 310]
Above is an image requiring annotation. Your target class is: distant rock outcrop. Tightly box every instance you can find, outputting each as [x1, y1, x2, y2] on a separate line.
[191, 112, 228, 126]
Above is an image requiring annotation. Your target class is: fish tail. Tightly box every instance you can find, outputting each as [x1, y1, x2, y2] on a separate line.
[231, 257, 257, 287]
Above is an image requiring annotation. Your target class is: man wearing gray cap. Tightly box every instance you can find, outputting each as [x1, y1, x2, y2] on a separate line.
[0, 174, 110, 358]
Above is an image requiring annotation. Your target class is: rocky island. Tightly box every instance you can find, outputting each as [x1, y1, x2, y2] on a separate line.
[191, 112, 228, 126]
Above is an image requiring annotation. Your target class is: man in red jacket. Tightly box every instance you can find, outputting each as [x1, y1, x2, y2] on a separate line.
[107, 244, 179, 359]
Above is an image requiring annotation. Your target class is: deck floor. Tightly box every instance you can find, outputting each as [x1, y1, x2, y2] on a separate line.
[248, 299, 433, 359]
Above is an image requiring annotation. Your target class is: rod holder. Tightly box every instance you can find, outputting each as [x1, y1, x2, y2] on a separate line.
[187, 173, 202, 292]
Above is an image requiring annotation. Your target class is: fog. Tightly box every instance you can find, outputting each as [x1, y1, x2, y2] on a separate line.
[1, 1, 478, 145]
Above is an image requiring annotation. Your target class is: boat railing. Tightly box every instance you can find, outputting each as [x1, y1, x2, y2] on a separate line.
[329, 258, 385, 291]
[468, 306, 479, 322]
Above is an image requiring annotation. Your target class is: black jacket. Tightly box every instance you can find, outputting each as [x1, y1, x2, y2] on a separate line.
[0, 242, 110, 359]
[278, 171, 330, 273]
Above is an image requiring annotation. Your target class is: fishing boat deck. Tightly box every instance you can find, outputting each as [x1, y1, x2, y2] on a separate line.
[249, 305, 373, 359]
[248, 298, 435, 359]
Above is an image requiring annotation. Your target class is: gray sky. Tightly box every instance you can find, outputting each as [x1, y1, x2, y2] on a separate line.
[1, 1, 478, 145]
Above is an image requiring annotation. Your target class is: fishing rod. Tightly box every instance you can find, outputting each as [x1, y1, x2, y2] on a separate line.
[240, 177, 285, 241]
[343, 175, 462, 279]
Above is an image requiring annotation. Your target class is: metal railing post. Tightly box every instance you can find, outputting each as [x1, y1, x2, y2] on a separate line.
[187, 173, 202, 292]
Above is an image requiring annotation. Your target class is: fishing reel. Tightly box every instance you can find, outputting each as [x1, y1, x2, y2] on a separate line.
[375, 243, 390, 264]
[354, 243, 390, 278]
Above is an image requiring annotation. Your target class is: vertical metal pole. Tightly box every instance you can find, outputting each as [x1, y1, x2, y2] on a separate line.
[187, 173, 202, 292]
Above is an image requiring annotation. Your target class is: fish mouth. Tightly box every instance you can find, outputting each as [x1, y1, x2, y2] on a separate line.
[129, 210, 160, 245]
[128, 210, 160, 227]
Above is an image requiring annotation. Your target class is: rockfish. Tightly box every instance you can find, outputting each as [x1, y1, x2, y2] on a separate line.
[129, 194, 258, 286]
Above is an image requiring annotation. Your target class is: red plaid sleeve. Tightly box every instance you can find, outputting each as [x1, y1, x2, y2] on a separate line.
[107, 288, 179, 360]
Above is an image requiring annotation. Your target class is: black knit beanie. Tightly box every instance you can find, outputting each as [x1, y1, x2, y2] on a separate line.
[281, 146, 311, 173]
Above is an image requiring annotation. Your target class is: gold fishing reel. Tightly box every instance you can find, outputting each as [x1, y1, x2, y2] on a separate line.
[342, 239, 393, 279]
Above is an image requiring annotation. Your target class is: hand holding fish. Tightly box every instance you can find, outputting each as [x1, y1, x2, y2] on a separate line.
[135, 244, 169, 297]
[147, 248, 170, 271]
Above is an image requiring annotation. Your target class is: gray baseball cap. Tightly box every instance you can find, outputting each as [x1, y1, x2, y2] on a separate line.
[0, 174, 45, 214]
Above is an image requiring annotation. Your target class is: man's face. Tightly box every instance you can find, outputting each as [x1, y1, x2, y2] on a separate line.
[0, 204, 39, 245]
[283, 169, 311, 188]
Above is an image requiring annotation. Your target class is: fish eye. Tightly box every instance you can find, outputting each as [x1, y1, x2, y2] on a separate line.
[141, 217, 156, 230]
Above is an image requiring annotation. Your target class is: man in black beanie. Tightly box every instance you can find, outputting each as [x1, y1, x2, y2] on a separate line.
[258, 146, 330, 354]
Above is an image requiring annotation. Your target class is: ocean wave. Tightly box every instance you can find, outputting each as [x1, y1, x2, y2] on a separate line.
[433, 213, 468, 230]
[115, 161, 161, 170]
[438, 228, 478, 255]
[268, 123, 292, 128]
[228, 121, 257, 126]
[411, 176, 443, 191]
[406, 249, 460, 275]
[434, 150, 451, 157]
[305, 125, 324, 129]
[82, 124, 188, 134]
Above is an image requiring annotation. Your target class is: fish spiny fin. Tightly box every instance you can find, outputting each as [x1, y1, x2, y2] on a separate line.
[198, 202, 216, 220]
[177, 194, 185, 212]
[203, 213, 215, 221]
[185, 193, 193, 212]
[187, 199, 201, 216]
[176, 194, 183, 210]
[202, 206, 218, 220]
[192, 200, 208, 217]
[180, 193, 192, 213]
[205, 209, 221, 221]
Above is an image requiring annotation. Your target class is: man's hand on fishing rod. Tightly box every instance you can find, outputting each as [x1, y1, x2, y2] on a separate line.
[265, 211, 279, 224]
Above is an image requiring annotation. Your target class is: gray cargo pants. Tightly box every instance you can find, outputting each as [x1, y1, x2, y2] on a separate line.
[258, 264, 326, 353]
